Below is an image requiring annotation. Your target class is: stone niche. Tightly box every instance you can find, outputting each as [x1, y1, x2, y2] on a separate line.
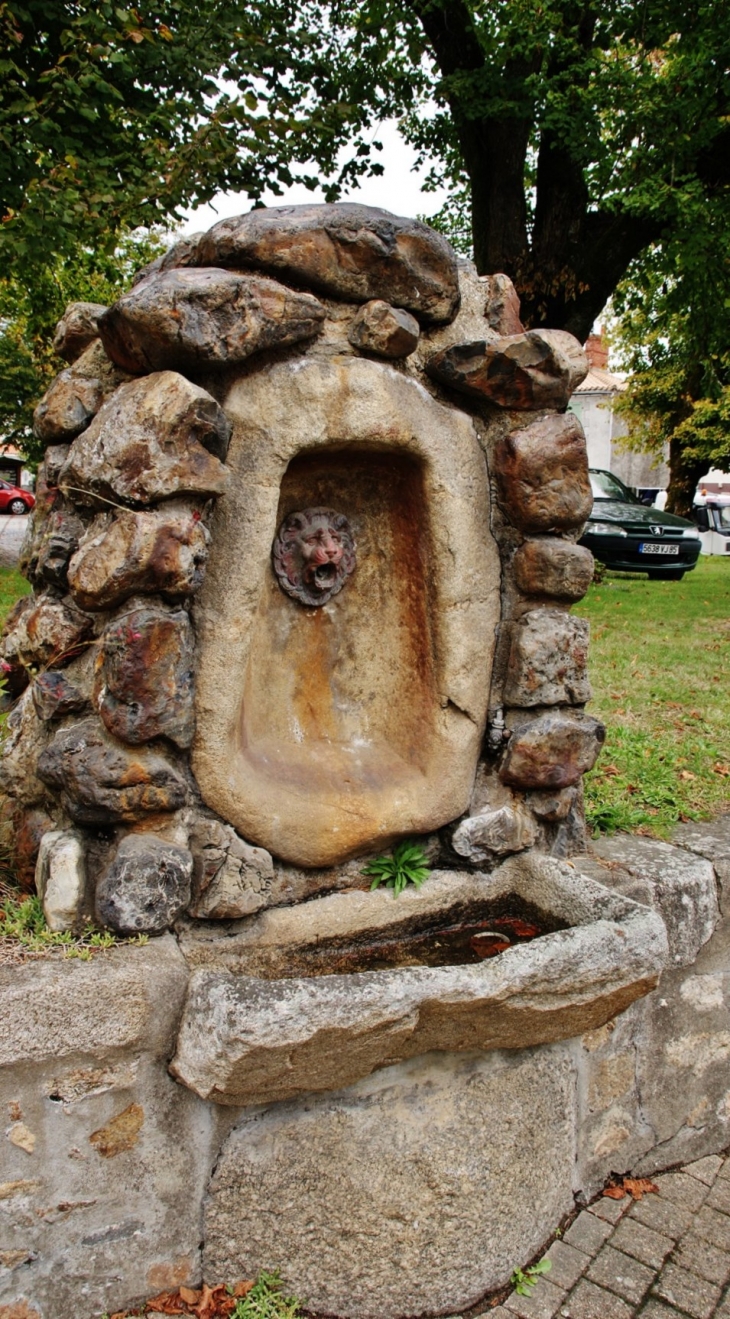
[193, 356, 498, 866]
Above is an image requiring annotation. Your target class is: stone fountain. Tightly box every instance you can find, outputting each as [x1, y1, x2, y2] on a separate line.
[0, 205, 696, 1319]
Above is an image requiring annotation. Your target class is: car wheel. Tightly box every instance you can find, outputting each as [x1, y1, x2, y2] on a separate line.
[8, 499, 27, 515]
[647, 568, 686, 580]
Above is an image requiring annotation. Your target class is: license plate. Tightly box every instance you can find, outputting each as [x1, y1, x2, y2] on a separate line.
[638, 543, 679, 556]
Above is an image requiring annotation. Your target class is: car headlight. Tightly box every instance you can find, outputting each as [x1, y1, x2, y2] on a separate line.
[681, 528, 701, 539]
[589, 522, 627, 536]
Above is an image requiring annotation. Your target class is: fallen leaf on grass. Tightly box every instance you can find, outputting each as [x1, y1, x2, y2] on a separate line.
[146, 1293, 188, 1315]
[603, 1176, 659, 1201]
[601, 764, 620, 777]
[713, 763, 730, 777]
[678, 770, 696, 781]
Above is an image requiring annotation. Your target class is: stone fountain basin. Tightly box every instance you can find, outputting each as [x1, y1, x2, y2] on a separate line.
[170, 853, 668, 1108]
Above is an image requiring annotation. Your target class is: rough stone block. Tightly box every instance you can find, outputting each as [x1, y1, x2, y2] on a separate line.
[481, 273, 523, 336]
[33, 340, 129, 444]
[589, 835, 719, 967]
[347, 299, 420, 357]
[0, 689, 53, 809]
[494, 413, 592, 533]
[563, 1279, 633, 1319]
[67, 505, 209, 610]
[513, 538, 594, 601]
[34, 830, 87, 932]
[188, 819, 274, 920]
[610, 1217, 674, 1270]
[673, 815, 730, 907]
[59, 372, 230, 508]
[629, 1194, 693, 1241]
[673, 1233, 730, 1285]
[0, 595, 93, 697]
[99, 268, 325, 374]
[500, 713, 605, 789]
[564, 1210, 613, 1256]
[30, 509, 86, 590]
[203, 1047, 577, 1318]
[528, 787, 577, 821]
[37, 717, 187, 825]
[52, 301, 107, 362]
[451, 804, 538, 863]
[95, 834, 193, 935]
[502, 609, 591, 707]
[31, 671, 88, 722]
[427, 329, 588, 409]
[684, 1155, 724, 1185]
[94, 605, 195, 748]
[586, 1244, 655, 1305]
[193, 203, 461, 324]
[503, 1278, 566, 1318]
[652, 1262, 721, 1318]
[540, 1240, 590, 1289]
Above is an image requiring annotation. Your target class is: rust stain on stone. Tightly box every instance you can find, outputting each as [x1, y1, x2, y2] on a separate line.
[89, 1102, 143, 1158]
[0, 1303, 41, 1319]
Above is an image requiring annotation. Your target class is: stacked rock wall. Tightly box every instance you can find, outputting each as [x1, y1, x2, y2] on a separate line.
[0, 203, 602, 933]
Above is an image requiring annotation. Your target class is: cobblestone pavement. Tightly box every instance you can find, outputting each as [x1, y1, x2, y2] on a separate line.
[479, 1152, 730, 1319]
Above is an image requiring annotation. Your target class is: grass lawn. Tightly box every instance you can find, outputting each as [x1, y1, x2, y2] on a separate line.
[0, 559, 726, 841]
[575, 556, 730, 837]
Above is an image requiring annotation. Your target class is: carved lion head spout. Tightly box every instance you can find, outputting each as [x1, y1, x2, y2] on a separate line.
[272, 507, 357, 606]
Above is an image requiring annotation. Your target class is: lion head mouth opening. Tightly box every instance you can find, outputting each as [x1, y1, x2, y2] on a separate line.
[273, 507, 357, 607]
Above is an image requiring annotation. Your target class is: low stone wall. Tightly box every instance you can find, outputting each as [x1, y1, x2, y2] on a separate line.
[1, 828, 728, 1319]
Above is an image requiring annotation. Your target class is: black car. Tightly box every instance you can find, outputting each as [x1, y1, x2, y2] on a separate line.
[579, 469, 702, 580]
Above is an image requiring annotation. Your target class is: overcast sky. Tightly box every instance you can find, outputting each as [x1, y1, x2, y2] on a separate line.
[181, 120, 450, 235]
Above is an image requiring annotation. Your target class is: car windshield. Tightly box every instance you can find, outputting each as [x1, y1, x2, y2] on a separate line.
[714, 504, 730, 531]
[589, 470, 637, 502]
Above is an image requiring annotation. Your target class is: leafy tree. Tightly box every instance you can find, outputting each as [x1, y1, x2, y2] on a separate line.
[0, 229, 166, 462]
[612, 197, 730, 514]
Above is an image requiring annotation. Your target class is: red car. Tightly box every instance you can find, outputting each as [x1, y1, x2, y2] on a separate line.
[0, 480, 34, 515]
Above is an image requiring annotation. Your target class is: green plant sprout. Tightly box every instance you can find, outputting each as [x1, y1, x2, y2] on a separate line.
[363, 840, 431, 897]
[0, 888, 148, 960]
[510, 1259, 552, 1296]
[231, 1270, 302, 1319]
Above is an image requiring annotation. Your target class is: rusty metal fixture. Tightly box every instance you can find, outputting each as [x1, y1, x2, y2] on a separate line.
[272, 507, 356, 606]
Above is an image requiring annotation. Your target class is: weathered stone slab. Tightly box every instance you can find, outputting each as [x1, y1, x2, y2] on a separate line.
[513, 537, 594, 601]
[67, 505, 209, 610]
[673, 815, 730, 905]
[37, 717, 187, 825]
[194, 203, 460, 324]
[99, 268, 325, 374]
[495, 413, 593, 532]
[451, 805, 538, 863]
[203, 1046, 577, 1318]
[587, 835, 719, 967]
[500, 712, 605, 788]
[427, 328, 588, 409]
[96, 834, 193, 935]
[347, 299, 420, 357]
[94, 605, 195, 748]
[31, 670, 88, 722]
[171, 857, 667, 1107]
[35, 830, 87, 931]
[59, 372, 230, 509]
[0, 595, 94, 696]
[33, 340, 130, 444]
[188, 819, 274, 919]
[52, 302, 107, 362]
[482, 272, 524, 336]
[502, 609, 591, 707]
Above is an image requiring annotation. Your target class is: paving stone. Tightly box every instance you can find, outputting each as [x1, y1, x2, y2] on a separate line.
[588, 1195, 628, 1224]
[504, 1278, 566, 1319]
[718, 1159, 730, 1182]
[684, 1156, 724, 1186]
[541, 1241, 590, 1290]
[609, 1217, 674, 1271]
[586, 1245, 655, 1305]
[560, 1278, 633, 1319]
[639, 1303, 686, 1319]
[706, 1179, 730, 1215]
[651, 1262, 721, 1319]
[694, 1205, 730, 1253]
[653, 1172, 709, 1212]
[673, 1233, 730, 1286]
[629, 1194, 694, 1241]
[714, 1291, 730, 1318]
[563, 1211, 614, 1256]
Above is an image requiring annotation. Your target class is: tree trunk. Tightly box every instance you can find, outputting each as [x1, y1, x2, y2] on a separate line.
[665, 437, 707, 518]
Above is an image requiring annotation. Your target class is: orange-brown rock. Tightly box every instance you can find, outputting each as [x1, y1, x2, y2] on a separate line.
[99, 268, 326, 374]
[502, 609, 591, 707]
[67, 505, 209, 610]
[348, 300, 420, 358]
[500, 712, 605, 788]
[481, 274, 524, 336]
[193, 203, 460, 324]
[59, 372, 230, 508]
[52, 301, 107, 362]
[494, 413, 593, 533]
[426, 328, 588, 409]
[513, 538, 594, 601]
[33, 340, 130, 444]
[12, 805, 56, 891]
[0, 595, 94, 696]
[37, 717, 187, 825]
[94, 605, 195, 747]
